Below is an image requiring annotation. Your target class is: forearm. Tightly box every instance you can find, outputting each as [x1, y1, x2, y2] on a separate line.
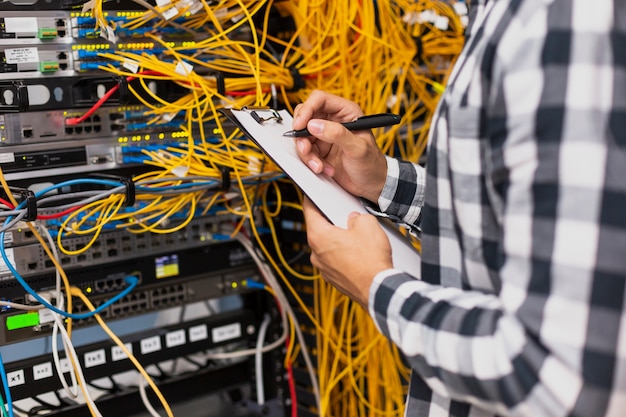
[368, 270, 582, 416]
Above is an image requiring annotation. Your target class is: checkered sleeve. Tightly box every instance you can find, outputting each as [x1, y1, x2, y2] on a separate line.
[377, 156, 426, 227]
[369, 1, 626, 416]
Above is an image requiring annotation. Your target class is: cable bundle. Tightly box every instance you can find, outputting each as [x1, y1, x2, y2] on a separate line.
[0, 1, 466, 415]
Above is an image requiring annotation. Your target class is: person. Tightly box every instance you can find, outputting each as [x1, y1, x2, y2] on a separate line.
[292, 0, 626, 416]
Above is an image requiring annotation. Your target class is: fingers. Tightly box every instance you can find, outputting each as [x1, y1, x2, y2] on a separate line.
[302, 197, 333, 249]
[293, 90, 363, 130]
[295, 137, 326, 174]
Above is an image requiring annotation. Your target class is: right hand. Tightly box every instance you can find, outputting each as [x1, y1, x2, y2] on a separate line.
[293, 90, 388, 203]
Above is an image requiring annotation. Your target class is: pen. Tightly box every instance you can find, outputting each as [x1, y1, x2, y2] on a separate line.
[282, 113, 401, 137]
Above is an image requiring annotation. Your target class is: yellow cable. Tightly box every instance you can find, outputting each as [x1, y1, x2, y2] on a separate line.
[70, 287, 175, 417]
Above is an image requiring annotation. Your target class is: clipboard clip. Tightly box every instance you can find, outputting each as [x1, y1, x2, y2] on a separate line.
[239, 106, 283, 124]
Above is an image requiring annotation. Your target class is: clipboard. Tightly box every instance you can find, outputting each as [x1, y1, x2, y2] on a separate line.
[221, 107, 421, 276]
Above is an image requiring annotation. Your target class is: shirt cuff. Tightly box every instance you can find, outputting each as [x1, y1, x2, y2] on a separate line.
[378, 156, 400, 212]
[374, 156, 425, 232]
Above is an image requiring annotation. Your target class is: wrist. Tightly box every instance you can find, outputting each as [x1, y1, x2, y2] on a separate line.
[361, 157, 388, 203]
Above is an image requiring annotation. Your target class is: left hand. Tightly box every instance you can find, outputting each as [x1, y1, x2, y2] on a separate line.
[302, 197, 394, 308]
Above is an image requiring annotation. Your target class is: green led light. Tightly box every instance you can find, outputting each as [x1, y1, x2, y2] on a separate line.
[6, 312, 40, 330]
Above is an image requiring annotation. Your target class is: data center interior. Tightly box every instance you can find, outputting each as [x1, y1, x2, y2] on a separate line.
[0, 1, 466, 416]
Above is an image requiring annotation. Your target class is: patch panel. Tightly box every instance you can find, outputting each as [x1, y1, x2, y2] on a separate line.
[0, 105, 193, 145]
[3, 309, 259, 401]
[5, 212, 231, 248]
[0, 261, 262, 344]
[1, 222, 244, 282]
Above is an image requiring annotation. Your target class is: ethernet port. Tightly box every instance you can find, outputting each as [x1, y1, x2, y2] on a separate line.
[94, 125, 101, 132]
[85, 125, 92, 133]
[74, 126, 82, 134]
[22, 128, 33, 138]
[65, 127, 73, 135]
[27, 262, 37, 270]
[108, 249, 117, 257]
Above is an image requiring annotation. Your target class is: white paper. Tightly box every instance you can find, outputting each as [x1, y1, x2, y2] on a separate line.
[230, 109, 421, 276]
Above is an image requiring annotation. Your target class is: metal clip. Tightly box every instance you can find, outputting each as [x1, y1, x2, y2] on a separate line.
[241, 107, 283, 124]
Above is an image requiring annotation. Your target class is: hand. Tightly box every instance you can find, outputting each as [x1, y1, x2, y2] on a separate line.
[302, 197, 393, 309]
[293, 90, 388, 203]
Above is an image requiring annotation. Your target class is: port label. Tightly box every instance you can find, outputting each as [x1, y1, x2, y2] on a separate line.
[0, 153, 15, 164]
[5, 47, 38, 64]
[212, 323, 241, 343]
[7, 369, 25, 387]
[33, 362, 53, 380]
[111, 343, 133, 361]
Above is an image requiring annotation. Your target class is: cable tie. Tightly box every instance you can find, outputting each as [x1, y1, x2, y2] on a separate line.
[288, 66, 304, 92]
[90, 174, 136, 207]
[7, 187, 37, 221]
[220, 166, 232, 191]
[210, 72, 226, 96]
[115, 75, 130, 104]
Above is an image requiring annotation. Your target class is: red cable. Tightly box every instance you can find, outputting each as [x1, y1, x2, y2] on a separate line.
[37, 205, 82, 220]
[65, 82, 123, 126]
[0, 198, 15, 209]
[285, 339, 298, 417]
[65, 71, 165, 126]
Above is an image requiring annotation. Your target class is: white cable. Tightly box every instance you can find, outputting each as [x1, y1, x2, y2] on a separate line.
[255, 313, 271, 405]
[0, 301, 43, 310]
[203, 237, 289, 360]
[234, 235, 321, 412]
[38, 223, 102, 415]
[50, 312, 103, 417]
[138, 373, 162, 417]
[38, 224, 79, 400]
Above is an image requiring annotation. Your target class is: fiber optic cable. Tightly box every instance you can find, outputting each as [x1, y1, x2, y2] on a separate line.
[69, 288, 175, 417]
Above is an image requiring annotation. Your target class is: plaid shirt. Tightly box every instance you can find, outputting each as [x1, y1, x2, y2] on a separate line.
[369, 0, 626, 416]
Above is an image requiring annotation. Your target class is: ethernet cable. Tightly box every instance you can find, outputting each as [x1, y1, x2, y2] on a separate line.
[0, 352, 13, 417]
[0, 222, 138, 319]
[254, 313, 271, 405]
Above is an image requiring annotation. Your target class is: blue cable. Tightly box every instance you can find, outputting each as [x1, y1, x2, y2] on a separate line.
[33, 179, 123, 199]
[0, 352, 13, 417]
[0, 241, 137, 320]
[0, 177, 142, 319]
[244, 280, 267, 290]
[0, 218, 138, 318]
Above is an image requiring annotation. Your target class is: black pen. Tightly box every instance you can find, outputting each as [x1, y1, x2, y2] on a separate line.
[282, 113, 401, 137]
